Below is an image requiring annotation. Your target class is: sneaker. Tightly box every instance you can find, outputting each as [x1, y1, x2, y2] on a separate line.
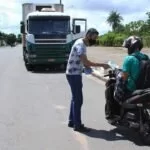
[74, 125, 91, 133]
[68, 121, 74, 128]
[68, 122, 85, 128]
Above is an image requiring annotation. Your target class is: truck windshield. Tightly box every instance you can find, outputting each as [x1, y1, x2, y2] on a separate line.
[28, 19, 70, 35]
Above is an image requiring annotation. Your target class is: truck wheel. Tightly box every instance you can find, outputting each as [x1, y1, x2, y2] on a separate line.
[139, 123, 150, 145]
[23, 54, 25, 61]
[25, 62, 34, 71]
[63, 63, 67, 71]
[140, 132, 150, 145]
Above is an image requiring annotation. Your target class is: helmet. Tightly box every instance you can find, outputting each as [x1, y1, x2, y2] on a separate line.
[122, 36, 143, 54]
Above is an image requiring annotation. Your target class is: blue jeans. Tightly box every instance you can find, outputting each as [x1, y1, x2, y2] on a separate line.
[66, 75, 83, 127]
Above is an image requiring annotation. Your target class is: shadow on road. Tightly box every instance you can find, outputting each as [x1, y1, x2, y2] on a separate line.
[31, 66, 65, 74]
[84, 127, 148, 146]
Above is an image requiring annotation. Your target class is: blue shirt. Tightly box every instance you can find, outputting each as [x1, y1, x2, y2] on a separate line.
[122, 51, 149, 92]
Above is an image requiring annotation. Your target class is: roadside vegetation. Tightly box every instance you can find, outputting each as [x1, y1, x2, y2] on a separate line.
[97, 11, 150, 47]
[0, 32, 21, 47]
[1, 11, 150, 47]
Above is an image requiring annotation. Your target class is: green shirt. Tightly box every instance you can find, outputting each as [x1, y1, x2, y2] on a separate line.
[122, 51, 149, 92]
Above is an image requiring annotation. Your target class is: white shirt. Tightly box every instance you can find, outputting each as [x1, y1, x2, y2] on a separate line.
[66, 38, 87, 75]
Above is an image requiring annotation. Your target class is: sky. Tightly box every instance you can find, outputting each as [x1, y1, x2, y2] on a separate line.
[0, 0, 150, 35]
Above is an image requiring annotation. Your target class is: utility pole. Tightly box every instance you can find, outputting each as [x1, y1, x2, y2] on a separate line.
[59, 0, 63, 12]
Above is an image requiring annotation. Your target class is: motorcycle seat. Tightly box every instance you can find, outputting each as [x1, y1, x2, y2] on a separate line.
[122, 88, 150, 109]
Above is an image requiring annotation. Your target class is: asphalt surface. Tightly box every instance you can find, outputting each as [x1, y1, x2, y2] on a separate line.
[0, 45, 149, 150]
[87, 46, 150, 67]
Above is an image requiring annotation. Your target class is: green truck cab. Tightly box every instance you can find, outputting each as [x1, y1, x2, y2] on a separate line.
[20, 3, 87, 71]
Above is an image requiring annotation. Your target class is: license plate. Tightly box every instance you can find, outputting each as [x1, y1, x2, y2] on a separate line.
[48, 59, 55, 62]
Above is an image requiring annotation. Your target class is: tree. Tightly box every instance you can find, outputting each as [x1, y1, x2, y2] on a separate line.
[107, 10, 123, 32]
[115, 24, 125, 33]
[141, 12, 150, 35]
[124, 20, 145, 35]
[0, 32, 2, 40]
[17, 34, 22, 43]
[6, 33, 16, 46]
[146, 12, 150, 25]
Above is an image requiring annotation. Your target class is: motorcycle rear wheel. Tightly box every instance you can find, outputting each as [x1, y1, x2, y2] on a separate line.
[140, 132, 150, 145]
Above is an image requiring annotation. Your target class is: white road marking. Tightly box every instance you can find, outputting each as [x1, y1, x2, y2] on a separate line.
[72, 131, 89, 150]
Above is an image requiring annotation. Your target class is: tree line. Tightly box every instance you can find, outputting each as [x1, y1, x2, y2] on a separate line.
[98, 11, 150, 47]
[0, 32, 21, 46]
[1, 11, 150, 47]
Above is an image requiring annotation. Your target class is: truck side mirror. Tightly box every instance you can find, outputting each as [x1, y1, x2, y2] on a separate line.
[75, 25, 81, 33]
[73, 25, 81, 34]
[20, 21, 25, 34]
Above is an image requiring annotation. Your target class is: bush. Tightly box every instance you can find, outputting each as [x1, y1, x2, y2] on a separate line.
[142, 36, 150, 47]
[98, 32, 115, 46]
[113, 34, 127, 47]
[6, 34, 16, 46]
[98, 32, 127, 47]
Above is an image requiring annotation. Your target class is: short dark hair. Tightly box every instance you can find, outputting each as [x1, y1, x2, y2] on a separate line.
[86, 28, 99, 36]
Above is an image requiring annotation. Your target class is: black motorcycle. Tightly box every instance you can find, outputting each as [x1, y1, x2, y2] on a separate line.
[104, 65, 150, 145]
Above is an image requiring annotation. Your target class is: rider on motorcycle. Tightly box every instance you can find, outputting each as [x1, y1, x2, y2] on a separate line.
[114, 36, 149, 103]
[106, 36, 150, 119]
[121, 36, 149, 94]
[106, 38, 150, 145]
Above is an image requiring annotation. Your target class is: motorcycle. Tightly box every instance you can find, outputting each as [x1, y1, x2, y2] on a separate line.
[104, 61, 150, 145]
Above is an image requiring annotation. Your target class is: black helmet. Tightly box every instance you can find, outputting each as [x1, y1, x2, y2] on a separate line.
[122, 36, 143, 54]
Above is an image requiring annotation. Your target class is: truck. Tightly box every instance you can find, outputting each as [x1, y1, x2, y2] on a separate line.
[20, 3, 87, 71]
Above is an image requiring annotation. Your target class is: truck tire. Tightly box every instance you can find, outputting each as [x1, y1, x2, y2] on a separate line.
[25, 62, 34, 71]
[24, 52, 34, 71]
[64, 63, 67, 70]
[23, 54, 25, 61]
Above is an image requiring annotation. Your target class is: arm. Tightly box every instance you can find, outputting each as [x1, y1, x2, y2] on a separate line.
[121, 57, 131, 81]
[80, 54, 109, 68]
[121, 72, 129, 81]
[76, 44, 110, 69]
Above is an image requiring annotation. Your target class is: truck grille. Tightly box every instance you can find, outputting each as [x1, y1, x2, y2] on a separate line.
[33, 34, 69, 58]
[35, 39, 66, 44]
[34, 44, 69, 58]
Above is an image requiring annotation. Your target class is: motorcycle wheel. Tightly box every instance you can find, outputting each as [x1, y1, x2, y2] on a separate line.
[140, 132, 150, 145]
[140, 123, 150, 145]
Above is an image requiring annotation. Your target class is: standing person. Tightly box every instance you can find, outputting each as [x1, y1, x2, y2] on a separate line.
[66, 28, 110, 132]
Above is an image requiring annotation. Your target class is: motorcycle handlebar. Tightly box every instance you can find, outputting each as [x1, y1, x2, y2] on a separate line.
[104, 69, 116, 78]
[104, 74, 110, 77]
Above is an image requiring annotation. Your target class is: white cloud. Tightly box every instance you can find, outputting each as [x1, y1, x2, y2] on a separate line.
[0, 0, 149, 35]
[0, 0, 21, 34]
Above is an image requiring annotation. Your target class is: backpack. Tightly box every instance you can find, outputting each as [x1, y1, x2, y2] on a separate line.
[132, 54, 150, 89]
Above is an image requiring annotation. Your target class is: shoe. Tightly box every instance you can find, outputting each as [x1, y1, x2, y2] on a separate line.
[74, 125, 91, 133]
[68, 121, 74, 128]
[68, 121, 84, 128]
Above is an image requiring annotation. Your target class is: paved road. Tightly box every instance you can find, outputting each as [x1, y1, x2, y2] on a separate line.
[87, 46, 150, 67]
[0, 45, 149, 150]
